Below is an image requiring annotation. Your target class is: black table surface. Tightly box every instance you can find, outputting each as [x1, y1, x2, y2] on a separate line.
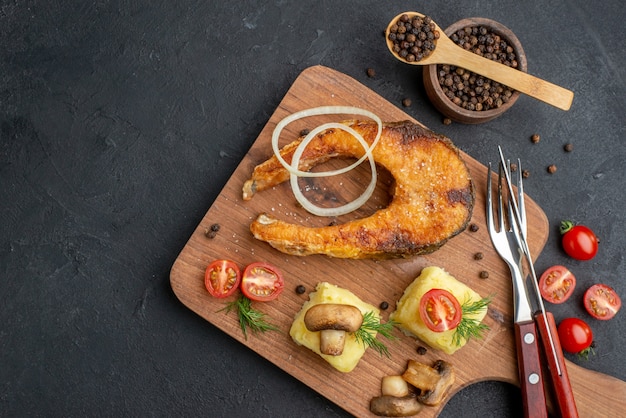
[2, 1, 625, 416]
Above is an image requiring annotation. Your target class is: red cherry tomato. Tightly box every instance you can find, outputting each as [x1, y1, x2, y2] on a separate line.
[204, 259, 241, 298]
[560, 221, 598, 261]
[241, 262, 284, 302]
[538, 265, 576, 304]
[557, 317, 593, 355]
[419, 289, 462, 332]
[584, 284, 621, 320]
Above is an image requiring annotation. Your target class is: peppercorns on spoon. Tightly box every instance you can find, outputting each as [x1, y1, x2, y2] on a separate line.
[385, 12, 574, 111]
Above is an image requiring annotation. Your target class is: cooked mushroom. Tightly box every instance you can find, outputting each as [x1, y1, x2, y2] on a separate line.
[381, 375, 410, 398]
[416, 360, 455, 406]
[401, 359, 442, 392]
[370, 395, 423, 417]
[303, 303, 363, 356]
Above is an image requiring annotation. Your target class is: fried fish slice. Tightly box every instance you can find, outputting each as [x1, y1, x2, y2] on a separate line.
[243, 120, 474, 259]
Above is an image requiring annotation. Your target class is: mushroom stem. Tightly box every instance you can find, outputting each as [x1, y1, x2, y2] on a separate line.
[320, 329, 347, 356]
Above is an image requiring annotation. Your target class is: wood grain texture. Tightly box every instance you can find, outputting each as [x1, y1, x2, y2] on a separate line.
[170, 66, 625, 417]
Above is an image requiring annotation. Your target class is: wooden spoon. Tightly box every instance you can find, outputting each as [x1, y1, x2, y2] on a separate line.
[385, 12, 574, 111]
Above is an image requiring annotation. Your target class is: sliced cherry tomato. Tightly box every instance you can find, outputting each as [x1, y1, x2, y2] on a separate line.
[241, 262, 284, 302]
[557, 317, 593, 355]
[560, 221, 598, 261]
[584, 284, 621, 320]
[419, 289, 462, 332]
[204, 259, 241, 298]
[538, 265, 576, 304]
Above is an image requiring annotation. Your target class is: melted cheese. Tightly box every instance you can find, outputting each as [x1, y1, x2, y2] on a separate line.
[290, 282, 379, 373]
[390, 266, 487, 355]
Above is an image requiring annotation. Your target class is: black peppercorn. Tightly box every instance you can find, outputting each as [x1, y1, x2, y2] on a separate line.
[402, 98, 412, 107]
[474, 252, 484, 260]
[295, 285, 306, 295]
[366, 68, 376, 78]
[522, 169, 530, 178]
[205, 223, 220, 239]
[416, 346, 428, 355]
[479, 270, 490, 279]
[547, 164, 557, 174]
[469, 223, 479, 232]
[564, 143, 573, 152]
[379, 301, 389, 310]
[388, 14, 439, 63]
[531, 133, 540, 143]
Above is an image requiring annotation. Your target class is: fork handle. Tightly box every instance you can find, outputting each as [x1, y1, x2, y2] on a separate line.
[514, 321, 548, 418]
[536, 312, 580, 417]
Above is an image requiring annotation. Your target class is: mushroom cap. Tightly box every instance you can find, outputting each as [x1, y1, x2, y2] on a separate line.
[304, 303, 364, 332]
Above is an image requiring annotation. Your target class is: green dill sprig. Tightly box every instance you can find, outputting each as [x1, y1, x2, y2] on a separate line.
[220, 294, 280, 340]
[353, 311, 399, 358]
[452, 294, 493, 347]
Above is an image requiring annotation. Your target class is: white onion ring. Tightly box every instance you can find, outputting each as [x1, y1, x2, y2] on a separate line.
[271, 106, 382, 217]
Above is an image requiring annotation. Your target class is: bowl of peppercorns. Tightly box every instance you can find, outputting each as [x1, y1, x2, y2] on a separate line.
[423, 17, 527, 124]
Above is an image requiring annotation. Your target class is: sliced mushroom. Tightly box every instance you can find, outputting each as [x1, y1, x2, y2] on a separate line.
[303, 303, 364, 356]
[370, 395, 423, 417]
[416, 360, 455, 406]
[401, 359, 442, 393]
[381, 375, 410, 398]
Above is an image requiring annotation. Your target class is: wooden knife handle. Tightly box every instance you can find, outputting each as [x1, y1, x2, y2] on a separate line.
[514, 321, 548, 418]
[536, 312, 580, 418]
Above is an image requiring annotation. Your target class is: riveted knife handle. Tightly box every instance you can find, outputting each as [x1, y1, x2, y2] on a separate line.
[536, 312, 579, 418]
[514, 320, 548, 418]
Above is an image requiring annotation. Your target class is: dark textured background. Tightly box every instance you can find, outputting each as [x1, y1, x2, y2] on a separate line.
[1, 1, 624, 416]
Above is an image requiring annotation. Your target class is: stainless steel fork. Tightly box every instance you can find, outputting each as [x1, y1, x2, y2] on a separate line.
[495, 149, 579, 418]
[486, 161, 548, 418]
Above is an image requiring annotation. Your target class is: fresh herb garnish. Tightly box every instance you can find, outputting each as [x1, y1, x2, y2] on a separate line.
[220, 294, 280, 339]
[353, 311, 398, 358]
[452, 295, 492, 347]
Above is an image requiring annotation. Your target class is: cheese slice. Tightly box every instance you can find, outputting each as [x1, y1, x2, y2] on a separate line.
[290, 282, 380, 373]
[390, 266, 488, 355]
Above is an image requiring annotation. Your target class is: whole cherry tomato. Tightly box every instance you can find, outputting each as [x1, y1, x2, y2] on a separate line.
[560, 221, 598, 261]
[557, 317, 594, 357]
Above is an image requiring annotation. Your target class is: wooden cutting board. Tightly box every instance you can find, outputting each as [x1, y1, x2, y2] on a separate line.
[170, 65, 626, 417]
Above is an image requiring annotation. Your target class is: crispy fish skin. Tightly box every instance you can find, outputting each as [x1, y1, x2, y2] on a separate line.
[244, 120, 474, 259]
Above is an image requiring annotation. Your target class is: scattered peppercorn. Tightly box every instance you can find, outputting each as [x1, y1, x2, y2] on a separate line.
[416, 346, 428, 355]
[436, 25, 519, 112]
[402, 98, 412, 107]
[474, 252, 484, 260]
[205, 223, 220, 239]
[295, 285, 306, 295]
[479, 270, 490, 279]
[547, 164, 557, 174]
[531, 133, 541, 143]
[443, 117, 452, 125]
[366, 68, 376, 78]
[510, 162, 518, 172]
[387, 14, 439, 63]
[522, 169, 530, 178]
[299, 128, 311, 137]
[564, 143, 573, 152]
[469, 223, 479, 232]
[379, 301, 389, 310]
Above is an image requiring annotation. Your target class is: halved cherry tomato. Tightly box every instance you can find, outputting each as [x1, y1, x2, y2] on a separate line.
[205, 259, 241, 298]
[419, 289, 462, 332]
[560, 221, 598, 261]
[538, 265, 576, 304]
[241, 262, 284, 302]
[584, 284, 621, 320]
[557, 317, 593, 355]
